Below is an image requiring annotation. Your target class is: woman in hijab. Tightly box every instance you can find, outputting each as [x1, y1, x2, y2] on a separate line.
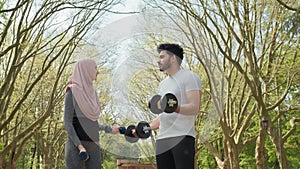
[64, 58, 119, 169]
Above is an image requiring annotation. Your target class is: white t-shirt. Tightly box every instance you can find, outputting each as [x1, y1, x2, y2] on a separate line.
[157, 69, 202, 140]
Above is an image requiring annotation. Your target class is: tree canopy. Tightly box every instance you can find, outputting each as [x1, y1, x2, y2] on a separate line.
[0, 0, 299, 168]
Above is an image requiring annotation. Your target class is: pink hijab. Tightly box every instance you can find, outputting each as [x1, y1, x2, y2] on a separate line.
[67, 58, 101, 121]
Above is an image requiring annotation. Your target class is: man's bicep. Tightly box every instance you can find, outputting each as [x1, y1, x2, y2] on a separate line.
[186, 90, 202, 107]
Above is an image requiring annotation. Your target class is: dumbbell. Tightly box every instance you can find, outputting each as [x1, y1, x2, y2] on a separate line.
[135, 121, 151, 139]
[119, 125, 139, 143]
[119, 121, 152, 143]
[148, 93, 178, 114]
[78, 151, 90, 161]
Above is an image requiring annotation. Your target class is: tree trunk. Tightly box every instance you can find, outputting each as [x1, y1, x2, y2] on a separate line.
[269, 129, 290, 169]
[255, 128, 268, 169]
[226, 140, 240, 169]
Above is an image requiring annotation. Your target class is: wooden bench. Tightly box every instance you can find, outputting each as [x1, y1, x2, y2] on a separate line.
[116, 159, 156, 169]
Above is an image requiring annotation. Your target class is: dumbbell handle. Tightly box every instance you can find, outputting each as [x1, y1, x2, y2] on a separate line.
[120, 126, 150, 132]
[119, 126, 126, 134]
[142, 126, 151, 132]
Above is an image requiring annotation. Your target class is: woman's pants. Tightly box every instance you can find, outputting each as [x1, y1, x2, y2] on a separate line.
[65, 139, 102, 169]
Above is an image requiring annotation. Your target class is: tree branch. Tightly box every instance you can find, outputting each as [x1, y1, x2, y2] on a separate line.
[283, 117, 300, 142]
[275, 0, 298, 11]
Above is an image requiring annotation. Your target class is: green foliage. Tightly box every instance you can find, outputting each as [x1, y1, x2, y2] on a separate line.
[102, 150, 118, 169]
[285, 133, 300, 168]
[196, 149, 218, 169]
[16, 145, 35, 169]
[282, 109, 300, 168]
[239, 141, 256, 169]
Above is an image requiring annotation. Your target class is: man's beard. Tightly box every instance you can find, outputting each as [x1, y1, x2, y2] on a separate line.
[159, 58, 171, 72]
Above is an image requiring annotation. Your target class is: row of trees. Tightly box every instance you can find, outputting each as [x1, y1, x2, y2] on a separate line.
[0, 0, 299, 168]
[0, 0, 121, 168]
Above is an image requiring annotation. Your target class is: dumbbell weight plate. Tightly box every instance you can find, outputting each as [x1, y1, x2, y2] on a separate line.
[136, 121, 151, 139]
[161, 93, 178, 113]
[148, 95, 163, 114]
[78, 151, 90, 161]
[124, 125, 139, 143]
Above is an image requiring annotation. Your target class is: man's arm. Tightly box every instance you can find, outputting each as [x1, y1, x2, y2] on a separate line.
[132, 116, 160, 138]
[150, 116, 160, 130]
[177, 90, 202, 115]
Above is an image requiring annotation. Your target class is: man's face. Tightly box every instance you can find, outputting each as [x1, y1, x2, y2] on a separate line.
[157, 50, 172, 71]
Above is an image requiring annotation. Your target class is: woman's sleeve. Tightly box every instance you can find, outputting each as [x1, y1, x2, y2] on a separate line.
[99, 124, 113, 133]
[64, 90, 81, 147]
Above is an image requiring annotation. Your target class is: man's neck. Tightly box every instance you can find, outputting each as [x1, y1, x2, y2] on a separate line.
[166, 66, 180, 76]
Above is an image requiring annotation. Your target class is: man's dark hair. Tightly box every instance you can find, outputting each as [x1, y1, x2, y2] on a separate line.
[157, 43, 184, 65]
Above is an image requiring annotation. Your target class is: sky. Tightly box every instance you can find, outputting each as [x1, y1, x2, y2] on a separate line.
[106, 0, 142, 23]
[91, 0, 145, 49]
[92, 0, 153, 121]
[93, 1, 158, 158]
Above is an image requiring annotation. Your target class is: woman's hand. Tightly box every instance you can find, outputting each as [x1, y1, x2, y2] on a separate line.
[77, 144, 90, 161]
[110, 125, 120, 134]
[77, 144, 86, 152]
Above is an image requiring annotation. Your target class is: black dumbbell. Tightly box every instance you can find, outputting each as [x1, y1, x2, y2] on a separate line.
[119, 125, 139, 143]
[119, 122, 152, 143]
[135, 121, 151, 139]
[78, 151, 90, 161]
[148, 93, 178, 114]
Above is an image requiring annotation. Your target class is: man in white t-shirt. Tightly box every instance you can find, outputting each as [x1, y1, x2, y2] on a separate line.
[149, 43, 202, 169]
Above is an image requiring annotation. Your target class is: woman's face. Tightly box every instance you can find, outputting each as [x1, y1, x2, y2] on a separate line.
[79, 59, 99, 81]
[92, 65, 99, 80]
